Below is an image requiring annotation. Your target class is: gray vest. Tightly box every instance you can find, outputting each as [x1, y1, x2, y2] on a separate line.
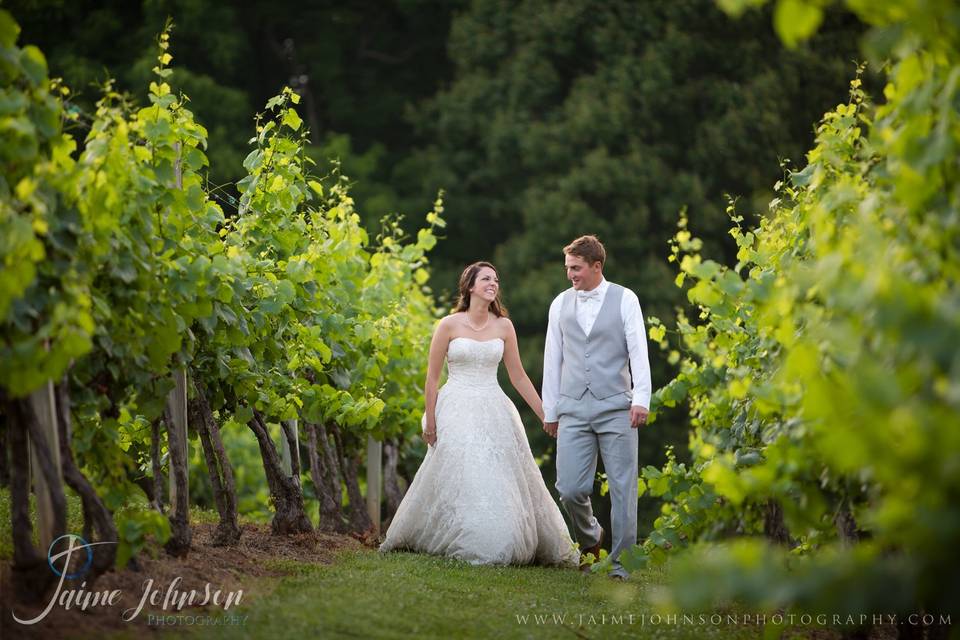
[559, 283, 632, 400]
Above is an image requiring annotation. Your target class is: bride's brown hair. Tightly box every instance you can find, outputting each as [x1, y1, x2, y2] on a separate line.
[454, 261, 508, 317]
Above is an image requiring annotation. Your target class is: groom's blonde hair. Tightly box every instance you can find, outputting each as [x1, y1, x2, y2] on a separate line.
[563, 235, 606, 267]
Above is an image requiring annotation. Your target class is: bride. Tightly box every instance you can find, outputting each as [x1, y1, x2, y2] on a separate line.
[379, 261, 578, 567]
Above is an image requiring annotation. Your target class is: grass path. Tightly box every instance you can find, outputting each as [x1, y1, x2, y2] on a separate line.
[190, 549, 760, 640]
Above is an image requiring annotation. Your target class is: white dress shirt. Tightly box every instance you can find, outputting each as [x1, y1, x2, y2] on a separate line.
[542, 278, 652, 422]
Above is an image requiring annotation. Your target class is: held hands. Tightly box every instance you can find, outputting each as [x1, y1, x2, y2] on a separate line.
[543, 421, 559, 439]
[630, 406, 649, 429]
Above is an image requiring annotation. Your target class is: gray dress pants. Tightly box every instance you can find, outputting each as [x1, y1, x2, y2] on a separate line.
[555, 390, 638, 577]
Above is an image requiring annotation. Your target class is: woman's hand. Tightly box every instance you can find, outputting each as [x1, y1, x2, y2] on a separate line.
[424, 423, 437, 447]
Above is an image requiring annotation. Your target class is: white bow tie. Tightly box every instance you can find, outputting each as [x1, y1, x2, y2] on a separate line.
[577, 289, 601, 302]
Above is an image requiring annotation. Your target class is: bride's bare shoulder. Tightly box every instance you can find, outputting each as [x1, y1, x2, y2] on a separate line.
[438, 312, 464, 326]
[494, 315, 516, 339]
[435, 313, 463, 333]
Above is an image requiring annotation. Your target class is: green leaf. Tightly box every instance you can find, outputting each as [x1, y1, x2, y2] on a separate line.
[265, 95, 284, 110]
[728, 377, 750, 399]
[285, 259, 312, 283]
[184, 147, 208, 170]
[275, 279, 296, 305]
[147, 319, 182, 368]
[773, 0, 823, 48]
[688, 280, 722, 307]
[0, 10, 21, 48]
[143, 116, 172, 141]
[243, 149, 262, 171]
[649, 325, 666, 343]
[314, 339, 332, 364]
[416, 228, 436, 251]
[19, 45, 48, 86]
[235, 405, 253, 425]
[734, 450, 763, 468]
[282, 108, 302, 131]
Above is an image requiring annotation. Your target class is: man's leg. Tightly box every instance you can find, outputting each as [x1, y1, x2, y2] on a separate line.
[556, 416, 602, 549]
[596, 415, 639, 577]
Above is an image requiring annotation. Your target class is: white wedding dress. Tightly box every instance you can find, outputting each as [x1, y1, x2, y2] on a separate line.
[380, 337, 579, 567]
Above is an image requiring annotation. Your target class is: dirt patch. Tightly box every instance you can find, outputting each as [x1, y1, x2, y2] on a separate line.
[0, 523, 365, 639]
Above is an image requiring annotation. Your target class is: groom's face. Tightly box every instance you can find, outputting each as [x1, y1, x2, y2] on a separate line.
[565, 255, 602, 291]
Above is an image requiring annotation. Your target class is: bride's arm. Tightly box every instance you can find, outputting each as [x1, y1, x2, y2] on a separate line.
[501, 319, 545, 422]
[423, 318, 450, 446]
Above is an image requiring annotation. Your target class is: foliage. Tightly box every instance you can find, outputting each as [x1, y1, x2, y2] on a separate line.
[0, 9, 93, 394]
[114, 507, 171, 569]
[1, 10, 443, 558]
[625, 0, 960, 623]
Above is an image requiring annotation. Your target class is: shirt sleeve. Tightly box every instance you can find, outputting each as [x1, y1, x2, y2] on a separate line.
[622, 288, 652, 410]
[542, 293, 564, 422]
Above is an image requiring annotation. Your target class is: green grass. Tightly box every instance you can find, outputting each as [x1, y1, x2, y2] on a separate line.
[185, 550, 763, 640]
[1, 488, 771, 639]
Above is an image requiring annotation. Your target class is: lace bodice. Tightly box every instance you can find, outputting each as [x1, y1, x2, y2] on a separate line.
[446, 337, 503, 388]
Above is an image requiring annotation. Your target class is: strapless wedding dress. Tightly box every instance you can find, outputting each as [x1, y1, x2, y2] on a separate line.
[380, 337, 578, 567]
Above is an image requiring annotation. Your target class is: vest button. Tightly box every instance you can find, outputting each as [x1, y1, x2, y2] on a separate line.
[585, 353, 590, 358]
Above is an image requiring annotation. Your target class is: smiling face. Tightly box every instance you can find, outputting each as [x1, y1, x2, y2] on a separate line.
[470, 266, 500, 303]
[565, 254, 602, 291]
[455, 261, 507, 316]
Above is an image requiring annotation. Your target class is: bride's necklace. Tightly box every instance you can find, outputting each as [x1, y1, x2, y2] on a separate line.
[464, 312, 490, 332]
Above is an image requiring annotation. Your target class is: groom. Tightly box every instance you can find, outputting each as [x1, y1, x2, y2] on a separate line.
[542, 235, 652, 579]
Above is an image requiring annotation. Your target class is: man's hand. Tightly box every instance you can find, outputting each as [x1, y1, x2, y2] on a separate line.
[629, 406, 649, 429]
[543, 421, 559, 438]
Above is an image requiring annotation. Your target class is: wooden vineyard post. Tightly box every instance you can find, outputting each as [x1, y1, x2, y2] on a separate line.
[366, 435, 382, 536]
[167, 368, 189, 511]
[28, 380, 62, 549]
[165, 367, 191, 555]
